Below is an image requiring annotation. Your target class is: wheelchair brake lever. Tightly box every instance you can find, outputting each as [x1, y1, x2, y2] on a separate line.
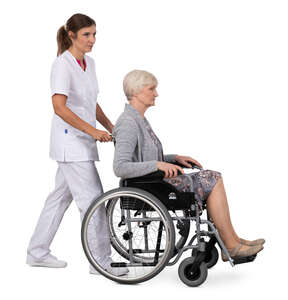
[110, 135, 116, 145]
[190, 163, 203, 170]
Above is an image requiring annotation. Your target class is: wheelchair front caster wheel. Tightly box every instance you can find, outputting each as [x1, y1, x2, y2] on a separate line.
[205, 246, 219, 269]
[178, 257, 208, 287]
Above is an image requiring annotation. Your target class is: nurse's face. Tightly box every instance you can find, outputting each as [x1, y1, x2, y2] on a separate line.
[69, 25, 96, 54]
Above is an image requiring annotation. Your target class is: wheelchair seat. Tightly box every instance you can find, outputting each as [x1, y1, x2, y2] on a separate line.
[120, 170, 195, 211]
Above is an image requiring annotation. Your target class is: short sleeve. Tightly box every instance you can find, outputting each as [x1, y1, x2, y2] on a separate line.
[50, 59, 70, 97]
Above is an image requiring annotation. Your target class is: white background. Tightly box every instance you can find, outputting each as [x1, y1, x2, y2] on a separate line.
[1, 0, 287, 298]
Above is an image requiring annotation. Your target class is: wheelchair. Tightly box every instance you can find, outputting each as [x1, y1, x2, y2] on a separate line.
[81, 162, 257, 287]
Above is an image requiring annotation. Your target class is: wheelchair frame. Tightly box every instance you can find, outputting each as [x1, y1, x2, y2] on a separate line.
[81, 163, 256, 287]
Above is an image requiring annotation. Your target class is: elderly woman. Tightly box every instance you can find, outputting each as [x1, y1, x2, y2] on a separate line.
[112, 70, 265, 261]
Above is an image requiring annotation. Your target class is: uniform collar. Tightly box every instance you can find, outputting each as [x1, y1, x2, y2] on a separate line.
[64, 50, 87, 72]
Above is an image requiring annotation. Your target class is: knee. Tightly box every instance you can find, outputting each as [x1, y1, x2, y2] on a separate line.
[200, 169, 222, 180]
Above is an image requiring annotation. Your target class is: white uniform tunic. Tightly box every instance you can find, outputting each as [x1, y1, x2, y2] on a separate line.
[49, 50, 99, 161]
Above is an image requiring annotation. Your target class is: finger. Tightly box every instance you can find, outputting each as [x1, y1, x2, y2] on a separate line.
[164, 170, 169, 178]
[175, 166, 183, 175]
[189, 159, 201, 168]
[173, 168, 178, 177]
[171, 168, 176, 177]
[194, 160, 203, 168]
[166, 168, 170, 178]
[183, 161, 192, 167]
[173, 167, 178, 177]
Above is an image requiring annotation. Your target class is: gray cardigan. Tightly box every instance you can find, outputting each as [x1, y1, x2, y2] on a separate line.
[112, 104, 176, 179]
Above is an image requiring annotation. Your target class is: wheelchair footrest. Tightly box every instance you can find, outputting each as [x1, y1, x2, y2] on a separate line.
[111, 262, 158, 268]
[233, 254, 257, 265]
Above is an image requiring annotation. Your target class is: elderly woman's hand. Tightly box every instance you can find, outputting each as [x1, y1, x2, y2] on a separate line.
[157, 162, 184, 178]
[175, 155, 203, 168]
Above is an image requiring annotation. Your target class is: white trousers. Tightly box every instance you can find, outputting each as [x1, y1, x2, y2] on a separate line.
[27, 161, 111, 264]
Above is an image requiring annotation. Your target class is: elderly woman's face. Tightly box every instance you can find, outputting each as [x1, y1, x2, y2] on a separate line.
[135, 84, 158, 107]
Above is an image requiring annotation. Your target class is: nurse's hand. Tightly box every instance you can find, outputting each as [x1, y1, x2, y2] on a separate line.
[93, 129, 113, 142]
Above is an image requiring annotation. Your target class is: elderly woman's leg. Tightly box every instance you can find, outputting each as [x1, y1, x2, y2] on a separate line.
[207, 177, 240, 246]
[166, 170, 264, 258]
[206, 178, 239, 248]
[206, 177, 264, 256]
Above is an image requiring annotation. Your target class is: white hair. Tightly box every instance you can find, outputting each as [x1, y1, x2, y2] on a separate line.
[123, 70, 158, 100]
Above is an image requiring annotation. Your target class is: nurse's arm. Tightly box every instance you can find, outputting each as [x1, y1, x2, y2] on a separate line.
[96, 103, 114, 134]
[52, 94, 112, 142]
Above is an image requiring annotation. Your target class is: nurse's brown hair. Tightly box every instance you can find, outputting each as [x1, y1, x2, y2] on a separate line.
[57, 13, 96, 56]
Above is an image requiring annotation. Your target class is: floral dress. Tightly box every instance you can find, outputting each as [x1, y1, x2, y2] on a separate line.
[144, 118, 221, 209]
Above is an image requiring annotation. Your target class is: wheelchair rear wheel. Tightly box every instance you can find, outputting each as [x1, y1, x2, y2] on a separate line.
[81, 187, 175, 284]
[107, 199, 190, 262]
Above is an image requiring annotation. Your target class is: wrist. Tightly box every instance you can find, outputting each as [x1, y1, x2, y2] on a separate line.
[157, 161, 162, 168]
[108, 123, 114, 134]
[82, 124, 93, 136]
[86, 126, 99, 139]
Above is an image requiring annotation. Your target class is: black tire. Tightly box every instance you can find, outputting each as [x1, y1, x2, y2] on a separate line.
[178, 257, 208, 287]
[81, 187, 175, 284]
[205, 246, 219, 269]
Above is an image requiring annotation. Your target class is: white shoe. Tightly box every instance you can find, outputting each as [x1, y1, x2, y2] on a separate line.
[89, 266, 100, 275]
[90, 258, 129, 276]
[27, 254, 67, 268]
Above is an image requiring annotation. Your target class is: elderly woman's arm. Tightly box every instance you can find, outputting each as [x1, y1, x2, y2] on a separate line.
[113, 118, 158, 178]
[164, 154, 176, 163]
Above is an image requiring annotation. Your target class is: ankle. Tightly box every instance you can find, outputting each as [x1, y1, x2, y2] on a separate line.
[224, 240, 238, 249]
[224, 236, 242, 249]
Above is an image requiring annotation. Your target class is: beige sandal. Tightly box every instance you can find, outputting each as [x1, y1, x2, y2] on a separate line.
[222, 243, 264, 262]
[239, 238, 265, 246]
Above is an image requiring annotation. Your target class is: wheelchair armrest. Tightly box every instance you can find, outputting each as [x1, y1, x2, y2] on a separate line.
[122, 170, 165, 183]
[173, 161, 202, 170]
[121, 162, 202, 187]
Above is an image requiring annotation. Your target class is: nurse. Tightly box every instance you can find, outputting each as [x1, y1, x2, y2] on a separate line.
[26, 13, 122, 274]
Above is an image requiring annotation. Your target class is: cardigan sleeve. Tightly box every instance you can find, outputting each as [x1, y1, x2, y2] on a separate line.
[164, 154, 177, 163]
[113, 118, 158, 179]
